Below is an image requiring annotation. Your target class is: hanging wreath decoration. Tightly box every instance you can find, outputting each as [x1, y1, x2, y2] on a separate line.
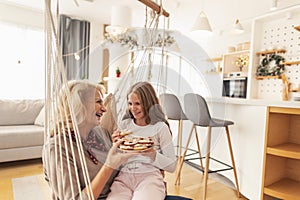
[256, 53, 285, 76]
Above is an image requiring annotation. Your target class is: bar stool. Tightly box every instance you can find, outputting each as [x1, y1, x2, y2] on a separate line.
[177, 93, 240, 199]
[159, 93, 202, 185]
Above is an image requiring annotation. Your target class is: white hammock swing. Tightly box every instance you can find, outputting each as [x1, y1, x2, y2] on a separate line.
[43, 0, 181, 199]
[43, 0, 222, 199]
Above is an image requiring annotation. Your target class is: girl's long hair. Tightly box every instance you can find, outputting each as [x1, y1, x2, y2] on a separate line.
[123, 82, 170, 129]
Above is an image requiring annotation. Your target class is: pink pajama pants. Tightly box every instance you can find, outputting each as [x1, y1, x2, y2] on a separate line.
[107, 169, 166, 200]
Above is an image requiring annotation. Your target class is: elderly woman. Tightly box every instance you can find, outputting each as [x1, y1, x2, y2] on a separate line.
[42, 80, 133, 200]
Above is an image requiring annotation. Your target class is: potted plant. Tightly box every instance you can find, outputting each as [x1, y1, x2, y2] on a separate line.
[116, 67, 121, 77]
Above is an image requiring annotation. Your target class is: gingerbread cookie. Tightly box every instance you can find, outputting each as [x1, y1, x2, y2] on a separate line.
[118, 137, 154, 152]
[120, 130, 133, 137]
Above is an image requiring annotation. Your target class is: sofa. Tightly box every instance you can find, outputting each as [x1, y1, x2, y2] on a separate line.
[0, 99, 45, 163]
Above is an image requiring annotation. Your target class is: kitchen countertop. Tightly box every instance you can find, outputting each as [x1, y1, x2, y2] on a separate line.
[206, 97, 300, 108]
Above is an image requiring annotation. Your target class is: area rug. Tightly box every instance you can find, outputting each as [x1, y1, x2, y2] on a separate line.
[12, 174, 51, 200]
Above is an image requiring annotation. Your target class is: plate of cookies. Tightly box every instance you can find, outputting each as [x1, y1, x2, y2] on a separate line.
[118, 136, 154, 153]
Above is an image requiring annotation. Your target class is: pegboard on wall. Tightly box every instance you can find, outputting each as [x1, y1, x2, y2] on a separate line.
[256, 13, 300, 100]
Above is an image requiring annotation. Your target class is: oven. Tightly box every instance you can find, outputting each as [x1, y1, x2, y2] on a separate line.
[222, 77, 247, 98]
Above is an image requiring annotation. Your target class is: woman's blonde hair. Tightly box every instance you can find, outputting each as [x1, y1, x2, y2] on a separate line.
[51, 80, 104, 136]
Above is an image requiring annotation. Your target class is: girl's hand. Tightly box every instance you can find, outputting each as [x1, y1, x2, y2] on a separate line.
[105, 140, 134, 169]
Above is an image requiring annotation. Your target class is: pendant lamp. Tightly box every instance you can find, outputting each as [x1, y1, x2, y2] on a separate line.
[232, 19, 244, 34]
[191, 11, 212, 32]
[106, 6, 132, 36]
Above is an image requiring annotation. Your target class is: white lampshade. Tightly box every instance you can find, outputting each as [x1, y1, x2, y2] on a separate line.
[232, 19, 244, 34]
[106, 6, 132, 35]
[191, 11, 212, 32]
[106, 26, 128, 36]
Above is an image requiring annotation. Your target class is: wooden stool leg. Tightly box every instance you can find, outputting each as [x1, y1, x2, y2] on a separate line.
[179, 120, 183, 158]
[194, 127, 203, 169]
[176, 120, 183, 184]
[203, 126, 212, 199]
[225, 126, 240, 198]
[177, 120, 183, 157]
[175, 125, 194, 185]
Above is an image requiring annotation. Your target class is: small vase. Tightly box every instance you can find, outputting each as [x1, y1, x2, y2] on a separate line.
[239, 66, 243, 71]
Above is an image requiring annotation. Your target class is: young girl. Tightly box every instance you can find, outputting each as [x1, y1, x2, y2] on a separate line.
[107, 81, 176, 200]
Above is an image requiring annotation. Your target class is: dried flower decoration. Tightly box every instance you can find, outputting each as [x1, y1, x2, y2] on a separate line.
[235, 54, 249, 71]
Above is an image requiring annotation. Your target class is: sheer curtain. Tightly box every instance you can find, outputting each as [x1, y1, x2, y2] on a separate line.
[59, 15, 90, 80]
[0, 22, 45, 99]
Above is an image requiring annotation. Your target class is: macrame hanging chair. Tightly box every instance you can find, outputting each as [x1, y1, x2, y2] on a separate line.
[104, 2, 173, 127]
[43, 0, 178, 199]
[43, 0, 220, 199]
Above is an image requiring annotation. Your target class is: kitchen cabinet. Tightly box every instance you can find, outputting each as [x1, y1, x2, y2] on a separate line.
[261, 107, 300, 199]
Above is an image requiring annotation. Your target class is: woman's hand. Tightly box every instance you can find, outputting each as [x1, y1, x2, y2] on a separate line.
[104, 140, 134, 169]
[111, 130, 122, 143]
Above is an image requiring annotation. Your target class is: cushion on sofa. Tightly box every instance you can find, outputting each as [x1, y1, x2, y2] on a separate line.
[34, 106, 45, 126]
[0, 125, 44, 149]
[0, 99, 44, 125]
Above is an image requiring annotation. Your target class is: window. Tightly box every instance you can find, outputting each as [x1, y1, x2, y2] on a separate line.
[0, 22, 45, 99]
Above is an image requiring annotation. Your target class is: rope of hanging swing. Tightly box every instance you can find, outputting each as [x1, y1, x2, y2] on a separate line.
[138, 0, 169, 17]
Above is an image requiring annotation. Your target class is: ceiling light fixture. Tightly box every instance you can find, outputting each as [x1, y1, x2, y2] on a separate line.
[106, 6, 132, 36]
[270, 0, 278, 11]
[191, 11, 212, 33]
[232, 19, 244, 34]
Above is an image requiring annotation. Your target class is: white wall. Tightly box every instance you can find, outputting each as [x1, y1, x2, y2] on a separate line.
[0, 3, 43, 28]
[2, 1, 300, 95]
[0, 3, 106, 85]
[89, 20, 105, 83]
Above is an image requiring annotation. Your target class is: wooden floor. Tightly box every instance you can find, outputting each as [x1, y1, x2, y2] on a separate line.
[0, 158, 247, 200]
[165, 163, 247, 200]
[0, 159, 45, 200]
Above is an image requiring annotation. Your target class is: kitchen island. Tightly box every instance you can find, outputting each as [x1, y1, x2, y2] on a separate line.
[175, 97, 300, 200]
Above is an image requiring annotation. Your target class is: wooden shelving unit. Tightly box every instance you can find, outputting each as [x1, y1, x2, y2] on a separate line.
[256, 49, 286, 56]
[267, 143, 300, 159]
[283, 60, 300, 66]
[209, 57, 222, 62]
[264, 178, 300, 199]
[208, 56, 223, 73]
[223, 50, 249, 74]
[261, 107, 300, 200]
[256, 76, 280, 80]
